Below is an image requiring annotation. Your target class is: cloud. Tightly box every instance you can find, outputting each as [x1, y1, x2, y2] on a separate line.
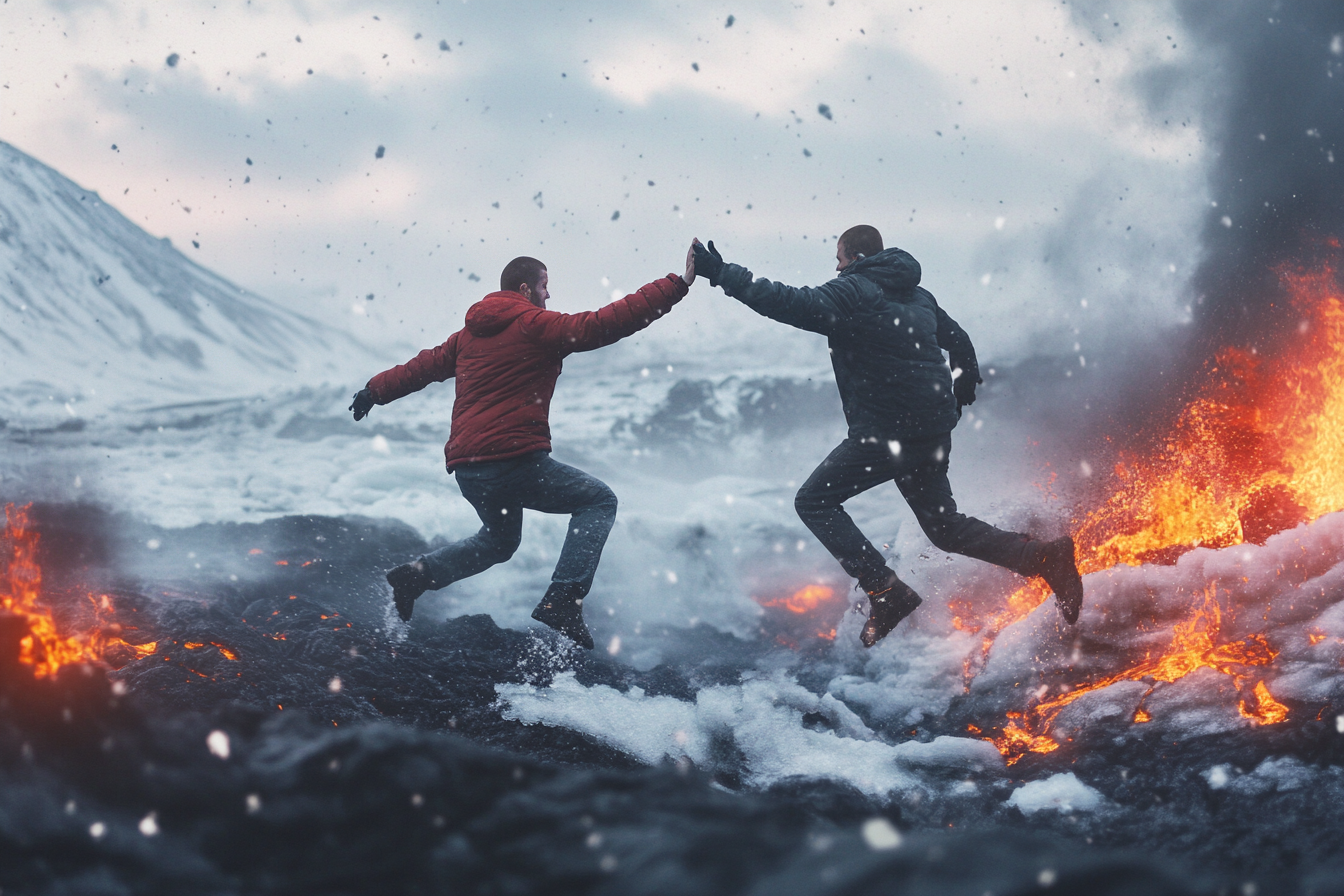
[8, 0, 1201, 368]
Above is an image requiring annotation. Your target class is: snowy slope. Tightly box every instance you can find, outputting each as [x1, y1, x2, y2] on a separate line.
[0, 140, 383, 419]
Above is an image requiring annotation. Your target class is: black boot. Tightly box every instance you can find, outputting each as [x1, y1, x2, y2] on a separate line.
[858, 568, 923, 648]
[386, 559, 432, 622]
[1024, 536, 1084, 624]
[531, 582, 594, 650]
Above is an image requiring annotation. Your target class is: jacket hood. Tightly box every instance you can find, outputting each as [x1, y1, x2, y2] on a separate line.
[464, 291, 538, 337]
[842, 247, 922, 298]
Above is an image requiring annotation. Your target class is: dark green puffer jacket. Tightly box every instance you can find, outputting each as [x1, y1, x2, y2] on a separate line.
[717, 246, 979, 440]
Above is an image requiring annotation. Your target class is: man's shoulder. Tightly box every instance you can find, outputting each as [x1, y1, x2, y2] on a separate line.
[829, 270, 884, 303]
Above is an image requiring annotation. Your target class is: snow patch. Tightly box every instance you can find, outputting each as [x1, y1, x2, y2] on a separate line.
[1007, 772, 1104, 815]
[497, 671, 1003, 797]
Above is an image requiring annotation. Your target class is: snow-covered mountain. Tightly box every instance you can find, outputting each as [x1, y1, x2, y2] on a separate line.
[0, 140, 381, 419]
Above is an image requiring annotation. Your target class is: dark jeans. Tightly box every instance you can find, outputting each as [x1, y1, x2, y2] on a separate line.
[794, 434, 1032, 583]
[420, 452, 618, 594]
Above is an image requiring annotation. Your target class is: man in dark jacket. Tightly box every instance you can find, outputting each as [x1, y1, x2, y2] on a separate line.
[692, 227, 1082, 647]
[349, 249, 696, 648]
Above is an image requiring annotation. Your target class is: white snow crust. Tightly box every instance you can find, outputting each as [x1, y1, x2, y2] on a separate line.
[1007, 772, 1105, 815]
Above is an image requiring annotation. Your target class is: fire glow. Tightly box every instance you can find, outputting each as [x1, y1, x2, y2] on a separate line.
[761, 584, 836, 615]
[1, 503, 157, 677]
[755, 583, 842, 645]
[971, 257, 1344, 763]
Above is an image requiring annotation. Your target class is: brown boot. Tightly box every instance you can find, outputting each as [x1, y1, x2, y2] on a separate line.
[1024, 536, 1084, 624]
[531, 582, 594, 650]
[386, 559, 432, 622]
[858, 569, 923, 648]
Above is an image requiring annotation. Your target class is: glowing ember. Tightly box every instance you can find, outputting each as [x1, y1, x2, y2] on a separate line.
[754, 582, 844, 647]
[1240, 680, 1290, 725]
[966, 257, 1344, 757]
[760, 584, 836, 614]
[1, 503, 159, 677]
[985, 585, 1285, 764]
[994, 717, 1059, 758]
[1069, 259, 1344, 577]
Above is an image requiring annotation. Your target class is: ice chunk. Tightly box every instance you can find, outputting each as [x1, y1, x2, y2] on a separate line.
[1007, 772, 1104, 815]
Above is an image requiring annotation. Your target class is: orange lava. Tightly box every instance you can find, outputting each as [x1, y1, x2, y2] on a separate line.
[989, 585, 1280, 764]
[761, 584, 836, 614]
[1240, 680, 1290, 725]
[973, 257, 1344, 760]
[1, 503, 158, 677]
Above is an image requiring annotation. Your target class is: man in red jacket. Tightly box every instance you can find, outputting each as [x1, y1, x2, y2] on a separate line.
[349, 249, 696, 648]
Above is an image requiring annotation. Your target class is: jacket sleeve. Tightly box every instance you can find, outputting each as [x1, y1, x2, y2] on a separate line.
[520, 274, 688, 353]
[717, 263, 860, 337]
[934, 303, 981, 384]
[367, 330, 462, 404]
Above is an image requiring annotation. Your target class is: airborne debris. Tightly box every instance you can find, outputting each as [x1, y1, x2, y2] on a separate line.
[206, 730, 230, 760]
[375, 145, 386, 159]
[817, 103, 832, 120]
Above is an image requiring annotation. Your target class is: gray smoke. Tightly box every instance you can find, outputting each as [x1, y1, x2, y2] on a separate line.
[1174, 1, 1344, 351]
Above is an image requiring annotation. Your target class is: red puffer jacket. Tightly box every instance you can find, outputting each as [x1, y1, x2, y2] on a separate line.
[367, 274, 688, 470]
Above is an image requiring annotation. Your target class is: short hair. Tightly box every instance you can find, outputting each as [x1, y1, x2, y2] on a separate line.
[499, 256, 547, 293]
[838, 225, 883, 260]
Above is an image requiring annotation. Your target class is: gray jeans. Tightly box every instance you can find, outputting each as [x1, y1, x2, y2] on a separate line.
[794, 434, 1033, 582]
[420, 451, 618, 594]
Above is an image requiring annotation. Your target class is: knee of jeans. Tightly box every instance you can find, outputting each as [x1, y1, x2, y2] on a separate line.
[483, 527, 523, 561]
[594, 486, 618, 515]
[920, 516, 964, 552]
[794, 486, 825, 519]
[923, 526, 956, 552]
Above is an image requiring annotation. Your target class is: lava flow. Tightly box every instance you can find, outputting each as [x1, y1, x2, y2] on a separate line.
[0, 503, 156, 677]
[756, 583, 842, 645]
[970, 253, 1344, 763]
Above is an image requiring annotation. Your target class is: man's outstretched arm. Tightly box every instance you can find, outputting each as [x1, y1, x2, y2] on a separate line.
[522, 275, 691, 353]
[692, 238, 853, 336]
[351, 331, 462, 420]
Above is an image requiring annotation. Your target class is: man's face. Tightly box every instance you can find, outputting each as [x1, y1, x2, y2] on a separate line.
[521, 270, 550, 308]
[835, 241, 857, 272]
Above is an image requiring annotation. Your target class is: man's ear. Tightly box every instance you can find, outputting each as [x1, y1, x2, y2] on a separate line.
[518, 282, 532, 299]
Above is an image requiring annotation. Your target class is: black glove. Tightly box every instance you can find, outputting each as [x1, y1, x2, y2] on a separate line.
[953, 373, 979, 410]
[349, 388, 375, 421]
[692, 239, 725, 287]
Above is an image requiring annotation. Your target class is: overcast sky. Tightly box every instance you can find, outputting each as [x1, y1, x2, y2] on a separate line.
[4, 0, 1210, 366]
